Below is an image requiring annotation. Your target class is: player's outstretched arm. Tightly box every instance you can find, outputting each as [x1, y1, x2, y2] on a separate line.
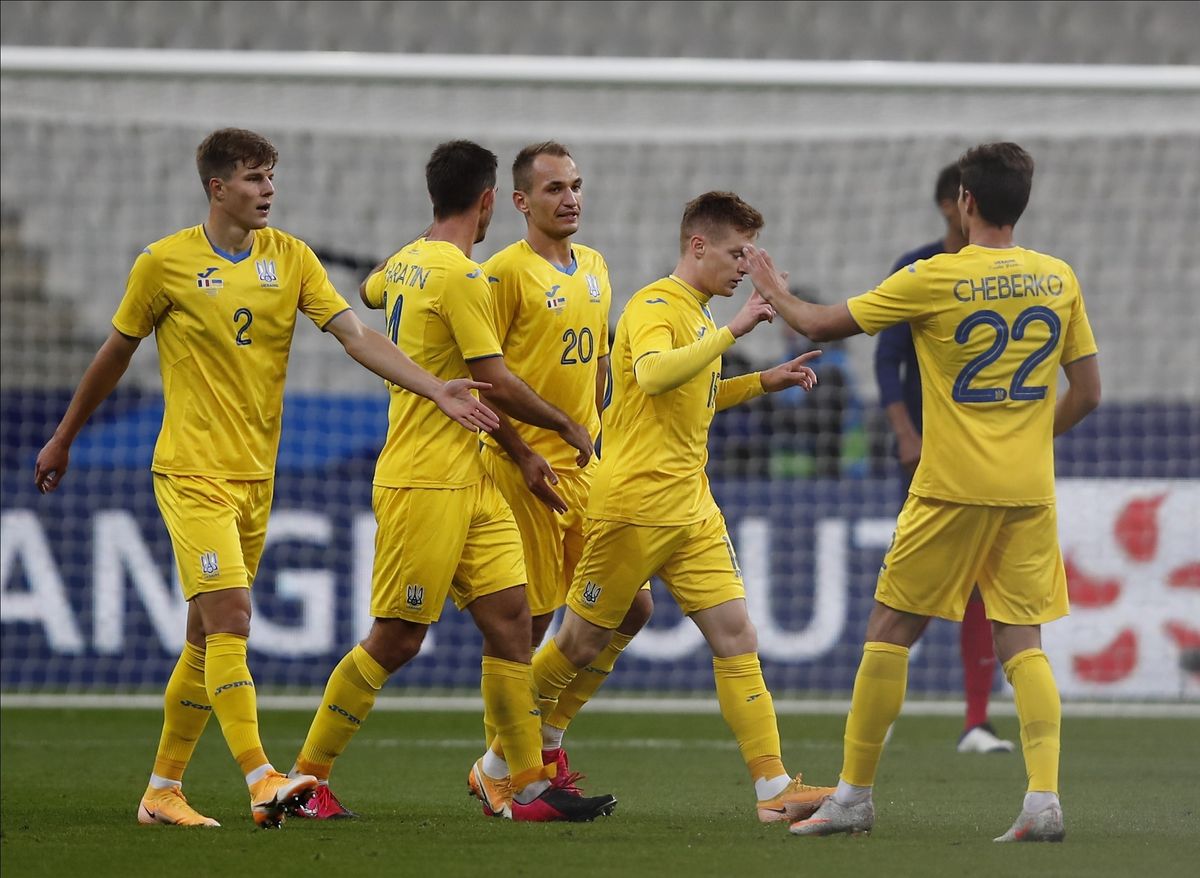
[325, 310, 500, 433]
[759, 350, 821, 394]
[1054, 354, 1101, 436]
[742, 244, 862, 342]
[468, 356, 592, 467]
[35, 329, 141, 494]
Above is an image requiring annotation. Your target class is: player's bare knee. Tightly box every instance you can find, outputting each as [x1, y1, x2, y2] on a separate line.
[617, 590, 654, 635]
[363, 618, 426, 672]
[556, 611, 611, 667]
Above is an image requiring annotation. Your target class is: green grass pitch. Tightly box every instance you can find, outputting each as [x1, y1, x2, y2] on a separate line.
[2, 708, 1197, 877]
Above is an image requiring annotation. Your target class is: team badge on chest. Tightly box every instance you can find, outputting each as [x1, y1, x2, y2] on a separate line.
[255, 259, 279, 289]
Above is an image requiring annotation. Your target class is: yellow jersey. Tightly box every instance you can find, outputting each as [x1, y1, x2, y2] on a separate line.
[480, 240, 611, 471]
[363, 238, 503, 488]
[848, 244, 1098, 506]
[111, 225, 350, 479]
[588, 275, 764, 526]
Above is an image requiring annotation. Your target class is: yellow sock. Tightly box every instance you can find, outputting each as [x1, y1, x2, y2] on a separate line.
[482, 656, 548, 788]
[531, 638, 584, 725]
[841, 642, 909, 787]
[204, 633, 268, 778]
[297, 645, 389, 780]
[152, 641, 211, 782]
[1004, 648, 1061, 794]
[713, 653, 785, 781]
[547, 632, 633, 733]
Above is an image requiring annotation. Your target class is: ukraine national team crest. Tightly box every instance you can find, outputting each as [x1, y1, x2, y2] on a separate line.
[544, 284, 567, 313]
[196, 267, 224, 293]
[582, 580, 602, 606]
[586, 274, 602, 303]
[405, 584, 424, 609]
[199, 551, 219, 579]
[255, 259, 279, 288]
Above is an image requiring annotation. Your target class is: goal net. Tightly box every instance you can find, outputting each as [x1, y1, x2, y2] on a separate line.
[2, 50, 1198, 703]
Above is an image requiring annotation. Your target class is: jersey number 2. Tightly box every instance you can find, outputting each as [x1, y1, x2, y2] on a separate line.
[952, 306, 1061, 403]
[233, 308, 253, 346]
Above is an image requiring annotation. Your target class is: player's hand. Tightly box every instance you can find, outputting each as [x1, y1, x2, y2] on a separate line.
[727, 290, 776, 338]
[34, 438, 70, 494]
[742, 244, 789, 303]
[897, 433, 922, 476]
[434, 379, 502, 433]
[516, 452, 568, 514]
[557, 419, 594, 468]
[760, 350, 821, 393]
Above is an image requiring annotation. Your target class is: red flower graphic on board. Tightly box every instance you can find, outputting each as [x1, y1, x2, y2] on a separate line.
[1065, 494, 1200, 684]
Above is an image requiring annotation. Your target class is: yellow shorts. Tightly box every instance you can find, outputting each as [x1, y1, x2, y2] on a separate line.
[567, 511, 743, 629]
[152, 474, 274, 600]
[370, 477, 527, 624]
[481, 447, 591, 617]
[876, 495, 1069, 625]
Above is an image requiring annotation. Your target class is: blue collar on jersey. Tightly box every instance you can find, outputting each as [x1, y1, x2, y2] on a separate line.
[203, 226, 253, 264]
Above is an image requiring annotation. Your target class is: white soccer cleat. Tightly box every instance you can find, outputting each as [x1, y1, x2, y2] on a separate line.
[957, 723, 1015, 753]
[994, 803, 1065, 842]
[789, 796, 874, 837]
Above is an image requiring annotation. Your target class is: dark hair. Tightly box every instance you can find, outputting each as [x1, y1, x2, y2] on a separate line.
[195, 128, 278, 199]
[958, 142, 1035, 227]
[426, 140, 498, 219]
[679, 191, 764, 252]
[934, 162, 962, 205]
[512, 141, 573, 193]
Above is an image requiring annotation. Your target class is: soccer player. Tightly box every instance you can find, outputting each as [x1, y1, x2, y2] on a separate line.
[468, 142, 654, 799]
[288, 140, 616, 823]
[527, 191, 837, 824]
[747, 143, 1100, 841]
[876, 162, 1014, 755]
[32, 128, 500, 829]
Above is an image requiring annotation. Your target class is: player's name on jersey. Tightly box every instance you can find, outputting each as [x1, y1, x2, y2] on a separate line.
[952, 273, 1065, 303]
[385, 261, 431, 289]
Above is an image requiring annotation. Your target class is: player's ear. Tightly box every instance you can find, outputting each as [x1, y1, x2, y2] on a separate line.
[512, 189, 528, 215]
[480, 186, 497, 212]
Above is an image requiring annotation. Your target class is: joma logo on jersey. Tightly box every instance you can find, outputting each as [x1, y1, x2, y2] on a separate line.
[255, 259, 279, 288]
[697, 326, 707, 339]
[545, 285, 566, 312]
[582, 580, 602, 606]
[405, 584, 424, 608]
[586, 274, 602, 303]
[199, 551, 219, 578]
[196, 267, 224, 291]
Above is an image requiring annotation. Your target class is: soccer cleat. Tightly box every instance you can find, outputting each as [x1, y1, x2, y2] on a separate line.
[756, 774, 837, 823]
[993, 804, 1065, 842]
[957, 722, 1016, 754]
[287, 782, 357, 820]
[543, 747, 585, 795]
[249, 770, 318, 828]
[789, 796, 875, 837]
[468, 758, 513, 818]
[510, 785, 617, 822]
[137, 785, 220, 827]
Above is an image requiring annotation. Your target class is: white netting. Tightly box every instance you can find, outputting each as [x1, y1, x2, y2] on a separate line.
[2, 52, 1198, 701]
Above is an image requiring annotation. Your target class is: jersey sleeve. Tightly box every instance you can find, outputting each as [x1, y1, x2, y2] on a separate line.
[846, 262, 936, 337]
[297, 244, 352, 329]
[362, 266, 387, 310]
[628, 297, 735, 395]
[715, 372, 764, 411]
[482, 254, 521, 342]
[442, 266, 504, 361]
[1060, 267, 1099, 365]
[597, 258, 613, 359]
[112, 247, 169, 338]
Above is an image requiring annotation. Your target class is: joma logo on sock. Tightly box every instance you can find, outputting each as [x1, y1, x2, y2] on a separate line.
[213, 680, 253, 696]
[328, 703, 362, 725]
[179, 699, 213, 711]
